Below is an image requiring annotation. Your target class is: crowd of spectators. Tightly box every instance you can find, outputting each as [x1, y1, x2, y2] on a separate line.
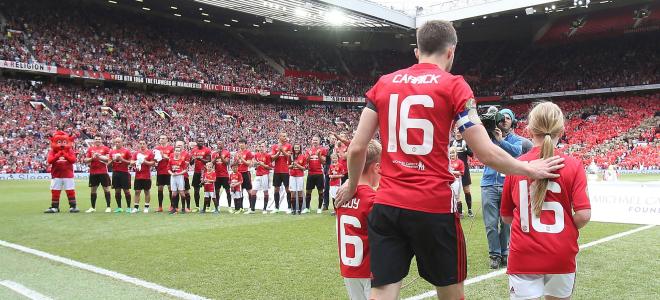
[0, 0, 657, 100]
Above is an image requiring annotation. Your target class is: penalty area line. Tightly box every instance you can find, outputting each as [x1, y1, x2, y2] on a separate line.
[404, 224, 656, 300]
[0, 240, 209, 300]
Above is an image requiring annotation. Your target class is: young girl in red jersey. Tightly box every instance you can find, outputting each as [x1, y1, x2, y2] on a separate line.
[289, 144, 306, 215]
[449, 147, 465, 218]
[202, 162, 218, 214]
[501, 102, 591, 300]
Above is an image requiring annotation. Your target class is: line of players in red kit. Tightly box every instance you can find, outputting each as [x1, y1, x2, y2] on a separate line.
[46, 132, 350, 215]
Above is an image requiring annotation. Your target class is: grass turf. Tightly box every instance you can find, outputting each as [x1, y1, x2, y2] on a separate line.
[0, 173, 657, 299]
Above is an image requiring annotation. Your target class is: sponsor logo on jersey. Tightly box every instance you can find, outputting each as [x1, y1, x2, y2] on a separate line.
[392, 160, 426, 171]
[392, 74, 441, 84]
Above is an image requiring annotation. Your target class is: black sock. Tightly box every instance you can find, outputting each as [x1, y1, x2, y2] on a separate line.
[158, 190, 164, 207]
[104, 191, 111, 207]
[317, 191, 324, 209]
[90, 193, 97, 209]
[194, 188, 200, 208]
[466, 193, 473, 210]
[305, 193, 312, 210]
[287, 193, 292, 211]
[185, 194, 191, 209]
[263, 193, 269, 210]
[457, 201, 463, 214]
[249, 194, 256, 211]
[213, 198, 219, 210]
[298, 195, 304, 212]
[274, 191, 280, 209]
[115, 191, 122, 208]
[172, 194, 179, 210]
[125, 192, 131, 208]
[203, 198, 210, 210]
[234, 198, 240, 210]
[227, 192, 232, 208]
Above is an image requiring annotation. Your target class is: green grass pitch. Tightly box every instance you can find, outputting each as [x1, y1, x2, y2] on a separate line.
[0, 174, 658, 299]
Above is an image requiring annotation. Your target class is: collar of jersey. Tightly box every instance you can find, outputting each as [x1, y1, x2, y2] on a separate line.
[411, 63, 442, 70]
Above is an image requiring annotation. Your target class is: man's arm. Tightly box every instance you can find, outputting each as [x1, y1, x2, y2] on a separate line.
[335, 108, 379, 207]
[496, 133, 522, 157]
[462, 124, 563, 180]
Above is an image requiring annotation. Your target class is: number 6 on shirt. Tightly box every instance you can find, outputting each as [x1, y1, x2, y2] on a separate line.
[339, 215, 364, 267]
[387, 94, 434, 155]
[518, 180, 564, 234]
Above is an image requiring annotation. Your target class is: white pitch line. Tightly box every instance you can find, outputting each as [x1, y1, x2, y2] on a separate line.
[0, 280, 53, 300]
[0, 240, 209, 300]
[404, 224, 656, 300]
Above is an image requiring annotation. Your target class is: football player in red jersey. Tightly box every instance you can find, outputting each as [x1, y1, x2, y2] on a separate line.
[328, 153, 346, 209]
[84, 136, 112, 213]
[191, 137, 212, 212]
[289, 144, 306, 214]
[335, 21, 564, 300]
[236, 138, 257, 214]
[131, 140, 155, 213]
[305, 136, 328, 214]
[175, 140, 192, 212]
[501, 102, 591, 300]
[271, 132, 292, 213]
[168, 146, 188, 214]
[336, 140, 381, 300]
[254, 141, 273, 214]
[109, 137, 133, 213]
[212, 141, 231, 212]
[201, 162, 218, 214]
[154, 135, 174, 212]
[449, 147, 465, 218]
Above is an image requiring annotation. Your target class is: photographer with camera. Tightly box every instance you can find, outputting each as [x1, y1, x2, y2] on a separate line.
[480, 107, 523, 269]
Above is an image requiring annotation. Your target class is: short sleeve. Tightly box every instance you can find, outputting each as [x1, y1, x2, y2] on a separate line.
[452, 77, 477, 132]
[86, 149, 92, 158]
[501, 176, 515, 217]
[365, 78, 381, 110]
[571, 163, 591, 211]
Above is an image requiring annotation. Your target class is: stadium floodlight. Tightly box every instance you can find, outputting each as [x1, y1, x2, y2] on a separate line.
[295, 7, 309, 18]
[173, 13, 181, 17]
[171, 6, 178, 10]
[231, 19, 238, 22]
[224, 23, 231, 26]
[142, 7, 150, 11]
[326, 10, 347, 26]
[203, 19, 211, 22]
[108, 0, 117, 3]
[201, 12, 209, 16]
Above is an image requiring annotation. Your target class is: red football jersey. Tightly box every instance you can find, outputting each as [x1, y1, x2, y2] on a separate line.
[191, 146, 212, 173]
[501, 147, 591, 274]
[212, 149, 230, 178]
[132, 150, 154, 180]
[336, 143, 348, 174]
[47, 148, 76, 178]
[365, 63, 474, 213]
[180, 150, 191, 178]
[254, 151, 272, 176]
[86, 145, 110, 174]
[229, 172, 243, 192]
[237, 149, 253, 173]
[329, 163, 345, 186]
[289, 154, 306, 177]
[109, 147, 132, 173]
[271, 143, 292, 173]
[168, 156, 187, 175]
[203, 170, 215, 192]
[336, 185, 376, 278]
[306, 146, 327, 175]
[450, 159, 465, 178]
[154, 145, 174, 175]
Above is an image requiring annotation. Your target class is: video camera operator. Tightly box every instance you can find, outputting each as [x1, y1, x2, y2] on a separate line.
[479, 106, 523, 270]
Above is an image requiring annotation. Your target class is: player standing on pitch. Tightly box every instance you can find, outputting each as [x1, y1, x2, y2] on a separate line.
[335, 20, 564, 299]
[191, 137, 212, 212]
[84, 136, 112, 213]
[289, 144, 306, 214]
[254, 141, 273, 214]
[212, 141, 231, 212]
[154, 135, 174, 212]
[131, 140, 155, 213]
[501, 102, 591, 300]
[305, 136, 328, 214]
[271, 132, 293, 213]
[237, 138, 257, 214]
[109, 137, 132, 213]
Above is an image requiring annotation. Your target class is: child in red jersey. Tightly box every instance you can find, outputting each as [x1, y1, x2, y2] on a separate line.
[229, 163, 244, 213]
[328, 153, 345, 209]
[336, 140, 381, 300]
[501, 102, 591, 300]
[202, 162, 218, 214]
[449, 147, 465, 218]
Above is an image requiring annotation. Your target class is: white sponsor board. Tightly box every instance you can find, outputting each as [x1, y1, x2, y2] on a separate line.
[588, 181, 660, 225]
[0, 60, 57, 73]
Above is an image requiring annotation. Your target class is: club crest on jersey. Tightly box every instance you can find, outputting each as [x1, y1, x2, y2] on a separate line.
[392, 160, 426, 171]
[392, 74, 441, 84]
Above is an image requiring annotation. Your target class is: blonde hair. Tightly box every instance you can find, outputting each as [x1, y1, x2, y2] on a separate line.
[526, 102, 564, 217]
[364, 140, 382, 173]
[449, 146, 458, 156]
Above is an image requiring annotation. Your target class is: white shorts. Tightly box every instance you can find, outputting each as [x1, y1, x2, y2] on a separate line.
[170, 175, 185, 191]
[204, 192, 215, 198]
[509, 273, 575, 299]
[254, 174, 270, 191]
[450, 179, 462, 202]
[329, 185, 340, 200]
[343, 278, 370, 300]
[50, 178, 75, 190]
[289, 176, 304, 192]
[231, 191, 243, 199]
